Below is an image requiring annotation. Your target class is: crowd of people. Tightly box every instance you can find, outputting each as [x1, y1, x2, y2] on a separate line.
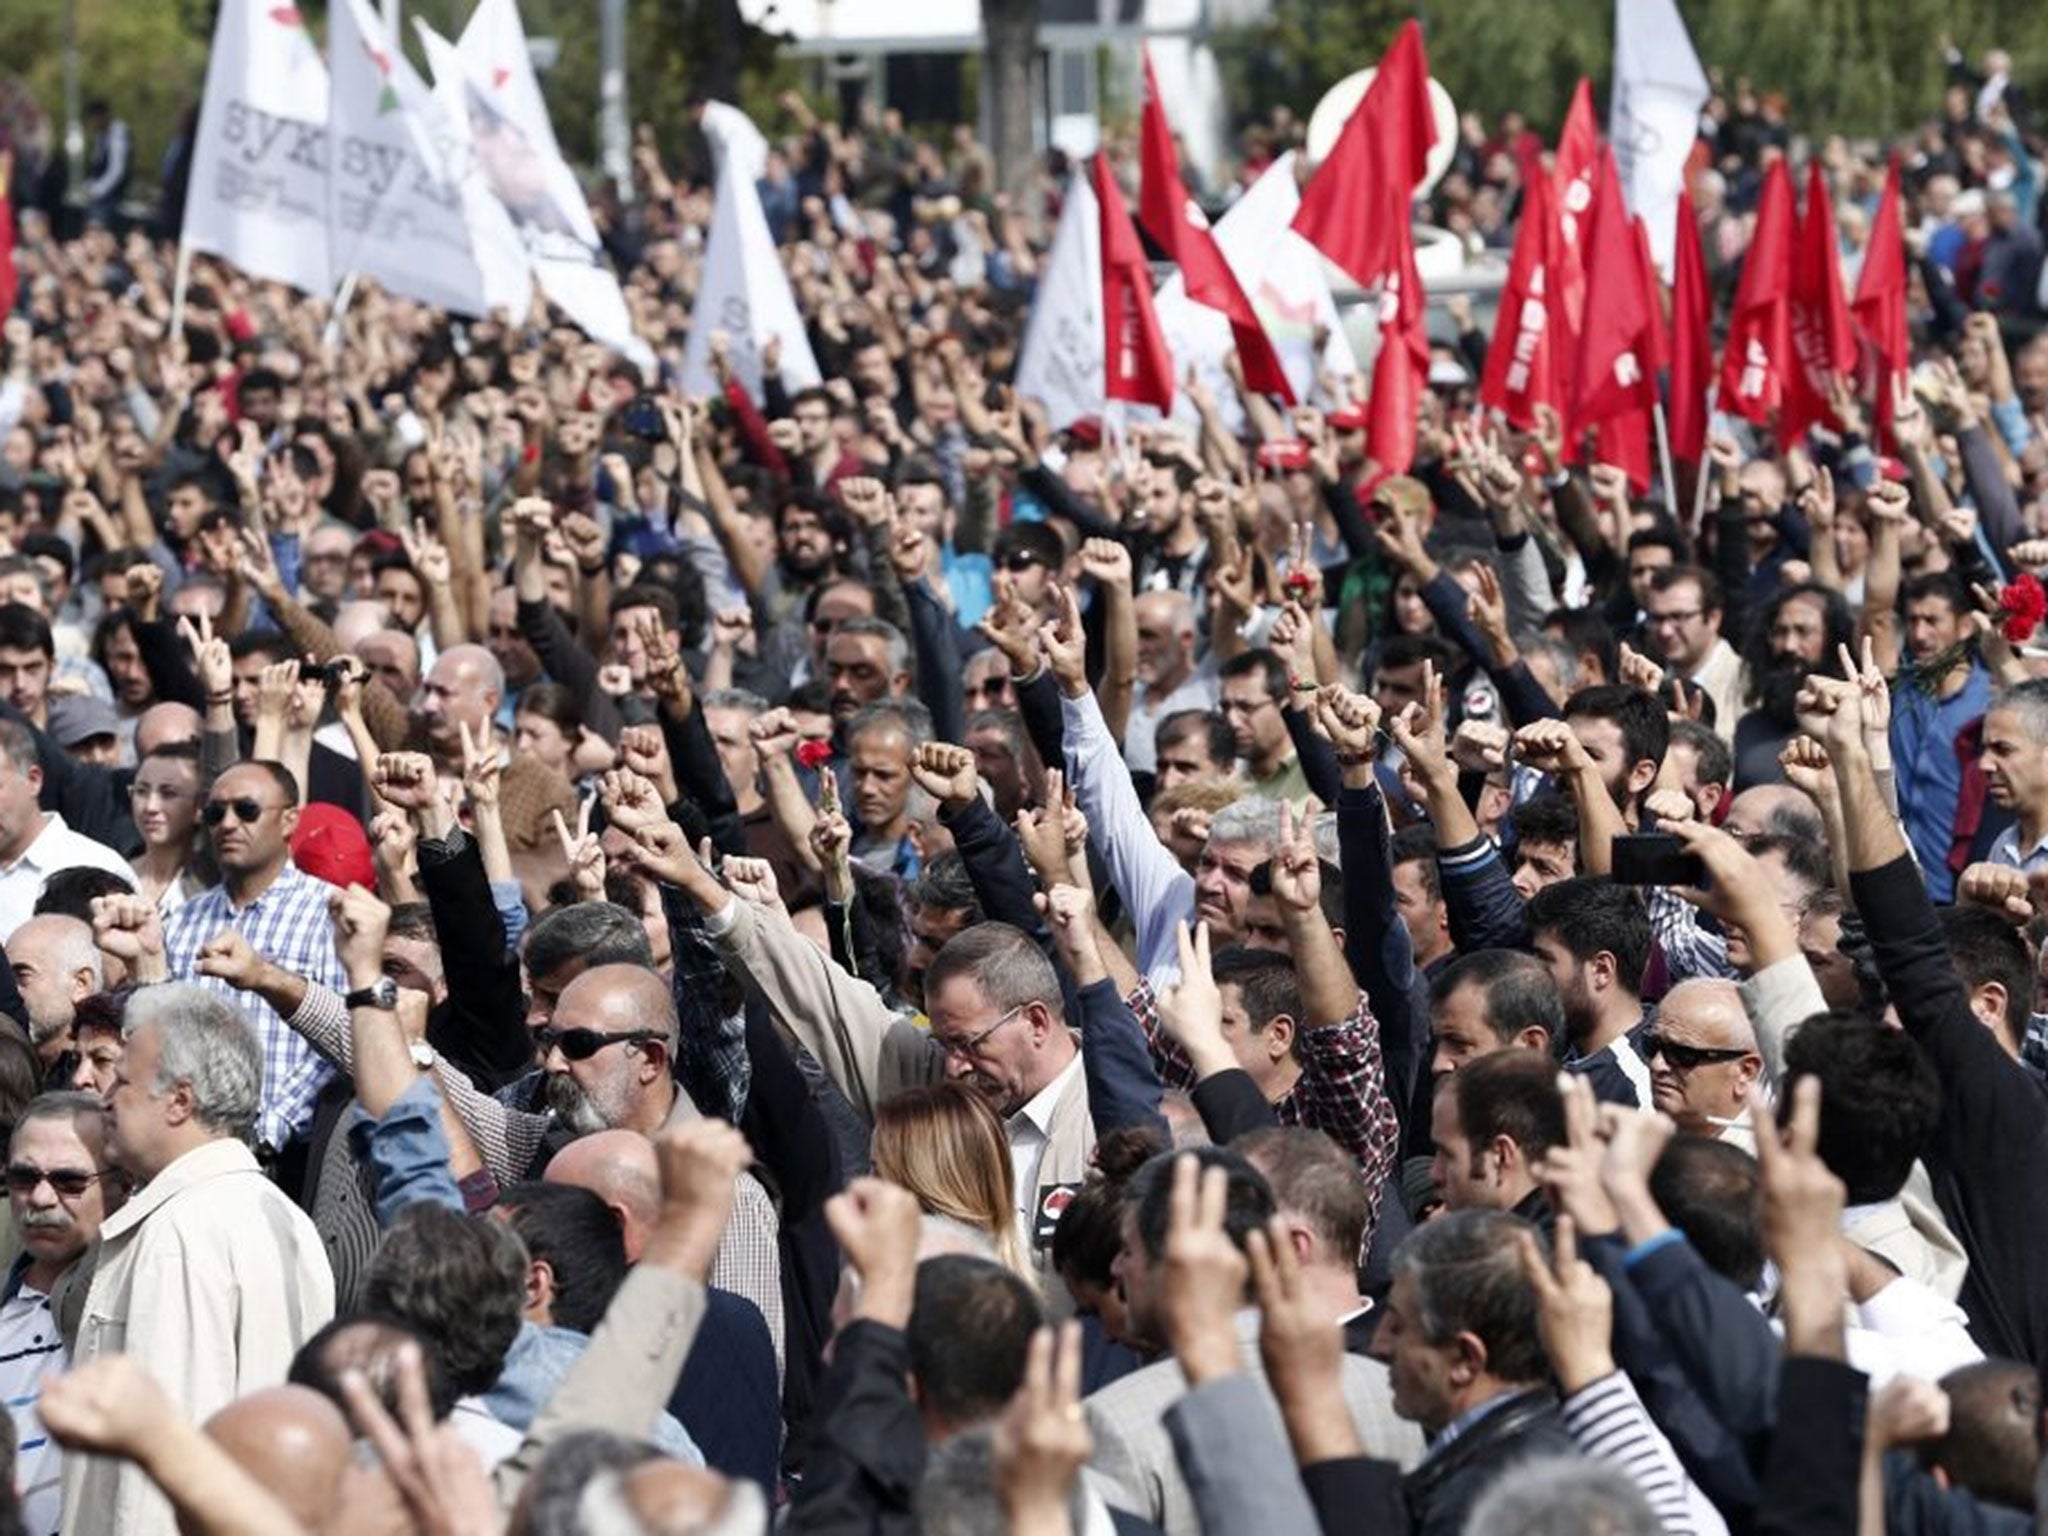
[0, 22, 2044, 1536]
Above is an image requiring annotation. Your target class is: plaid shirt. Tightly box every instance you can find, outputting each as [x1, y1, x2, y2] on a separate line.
[164, 863, 344, 1150]
[1124, 980, 1399, 1225]
[663, 883, 749, 1124]
[1646, 887, 1736, 983]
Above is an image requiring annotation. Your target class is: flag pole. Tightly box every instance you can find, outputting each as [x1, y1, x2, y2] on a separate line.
[1652, 400, 1677, 513]
[168, 243, 194, 347]
[323, 269, 361, 355]
[1688, 394, 1714, 532]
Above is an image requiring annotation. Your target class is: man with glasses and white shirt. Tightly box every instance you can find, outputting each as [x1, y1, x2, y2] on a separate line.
[1644, 567, 1744, 743]
[95, 759, 346, 1156]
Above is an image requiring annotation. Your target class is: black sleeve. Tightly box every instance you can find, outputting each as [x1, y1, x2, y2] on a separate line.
[1849, 853, 2048, 1365]
[905, 581, 966, 749]
[737, 999, 842, 1230]
[131, 617, 208, 711]
[1713, 508, 1758, 645]
[1014, 668, 1067, 774]
[1188, 1068, 1280, 1143]
[415, 833, 529, 1090]
[660, 699, 748, 859]
[1073, 978, 1170, 1140]
[516, 596, 626, 745]
[1018, 463, 1122, 542]
[1751, 1358, 1866, 1536]
[1321, 477, 1375, 560]
[781, 1319, 924, 1536]
[1335, 785, 1427, 1117]
[1282, 703, 1343, 809]
[939, 795, 1081, 1023]
[1297, 1457, 1409, 1536]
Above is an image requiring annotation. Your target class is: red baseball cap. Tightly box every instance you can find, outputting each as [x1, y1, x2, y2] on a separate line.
[291, 803, 376, 892]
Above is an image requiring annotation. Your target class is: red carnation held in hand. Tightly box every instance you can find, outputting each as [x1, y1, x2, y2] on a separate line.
[794, 739, 834, 770]
[2001, 573, 2047, 644]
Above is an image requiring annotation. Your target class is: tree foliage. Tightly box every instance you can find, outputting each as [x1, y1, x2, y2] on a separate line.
[1212, 0, 2036, 142]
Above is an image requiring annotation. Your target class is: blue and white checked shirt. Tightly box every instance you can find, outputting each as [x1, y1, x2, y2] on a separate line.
[164, 863, 345, 1150]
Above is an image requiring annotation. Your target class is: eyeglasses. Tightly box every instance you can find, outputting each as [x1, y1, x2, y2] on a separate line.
[1641, 1031, 1753, 1072]
[1000, 551, 1046, 573]
[6, 1165, 109, 1198]
[532, 1025, 666, 1062]
[933, 1003, 1027, 1061]
[202, 798, 271, 826]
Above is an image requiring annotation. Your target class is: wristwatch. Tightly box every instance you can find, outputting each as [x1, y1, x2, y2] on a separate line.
[344, 977, 399, 1012]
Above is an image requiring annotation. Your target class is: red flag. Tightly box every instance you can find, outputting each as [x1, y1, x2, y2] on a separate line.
[1852, 157, 1910, 441]
[1785, 158, 1857, 441]
[1478, 170, 1559, 428]
[1137, 51, 1293, 401]
[1668, 189, 1713, 464]
[1717, 159, 1796, 429]
[1093, 152, 1175, 414]
[1572, 148, 1659, 438]
[1549, 78, 1599, 403]
[1291, 20, 1437, 293]
[1368, 221, 1429, 473]
[1596, 410, 1656, 496]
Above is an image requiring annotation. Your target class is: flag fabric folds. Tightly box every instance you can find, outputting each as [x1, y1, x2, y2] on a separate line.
[1138, 50, 1291, 401]
[1611, 0, 1709, 277]
[1717, 159, 1796, 430]
[1852, 157, 1911, 442]
[1095, 152, 1176, 414]
[1668, 189, 1713, 465]
[181, 0, 334, 297]
[1478, 169, 1559, 429]
[1786, 158, 1856, 440]
[1015, 171, 1108, 431]
[678, 150, 823, 398]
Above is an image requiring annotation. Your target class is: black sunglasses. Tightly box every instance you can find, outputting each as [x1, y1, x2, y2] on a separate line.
[6, 1164, 109, 1198]
[532, 1026, 665, 1062]
[202, 798, 268, 827]
[1641, 1031, 1752, 1071]
[1001, 551, 1047, 572]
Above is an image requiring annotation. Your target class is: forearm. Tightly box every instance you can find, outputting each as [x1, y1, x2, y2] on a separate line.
[760, 757, 823, 871]
[1833, 737, 1910, 872]
[1097, 588, 1137, 743]
[1565, 766, 1626, 876]
[1282, 910, 1363, 1029]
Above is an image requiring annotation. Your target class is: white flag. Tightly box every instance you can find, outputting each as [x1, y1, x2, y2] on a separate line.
[414, 24, 532, 317]
[180, 0, 333, 296]
[1612, 0, 1709, 277]
[700, 100, 770, 185]
[1153, 151, 1357, 432]
[328, 0, 496, 315]
[1014, 171, 1106, 431]
[423, 11, 649, 368]
[679, 159, 821, 398]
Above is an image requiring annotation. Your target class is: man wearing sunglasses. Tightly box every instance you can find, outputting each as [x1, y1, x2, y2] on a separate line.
[1642, 979, 1765, 1150]
[160, 760, 347, 1155]
[0, 1092, 118, 1535]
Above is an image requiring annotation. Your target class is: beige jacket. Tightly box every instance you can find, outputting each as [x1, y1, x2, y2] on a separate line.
[708, 897, 1095, 1303]
[62, 1138, 335, 1536]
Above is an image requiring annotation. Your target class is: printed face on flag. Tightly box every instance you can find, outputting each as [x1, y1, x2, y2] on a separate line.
[462, 81, 574, 239]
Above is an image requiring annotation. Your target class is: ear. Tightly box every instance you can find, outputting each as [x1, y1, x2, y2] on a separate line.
[1627, 758, 1658, 797]
[1448, 1330, 1490, 1387]
[1513, 1026, 1553, 1053]
[278, 804, 300, 840]
[1266, 1014, 1297, 1062]
[1971, 982, 2009, 1036]
[1487, 1133, 1521, 1180]
[1590, 949, 1619, 992]
[526, 1258, 556, 1314]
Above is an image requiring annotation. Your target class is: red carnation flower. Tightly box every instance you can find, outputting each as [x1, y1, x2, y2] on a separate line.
[795, 739, 834, 770]
[1283, 569, 1316, 596]
[2001, 573, 2047, 644]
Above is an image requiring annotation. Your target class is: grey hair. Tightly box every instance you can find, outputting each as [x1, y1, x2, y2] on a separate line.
[1991, 678, 2048, 740]
[834, 616, 910, 676]
[702, 688, 770, 717]
[965, 708, 1024, 758]
[14, 915, 102, 994]
[577, 1465, 767, 1536]
[1522, 634, 1583, 696]
[1390, 1209, 1548, 1385]
[1311, 810, 1341, 869]
[847, 698, 935, 751]
[0, 718, 36, 779]
[1466, 1454, 1660, 1536]
[11, 1090, 109, 1148]
[923, 921, 1064, 1024]
[1207, 796, 1283, 853]
[916, 1427, 1087, 1536]
[123, 984, 263, 1138]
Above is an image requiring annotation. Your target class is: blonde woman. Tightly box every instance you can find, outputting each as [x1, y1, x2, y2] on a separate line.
[871, 1083, 1034, 1282]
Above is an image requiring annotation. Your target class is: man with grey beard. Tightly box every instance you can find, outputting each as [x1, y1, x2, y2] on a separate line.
[536, 965, 784, 1370]
[0, 1092, 121, 1533]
